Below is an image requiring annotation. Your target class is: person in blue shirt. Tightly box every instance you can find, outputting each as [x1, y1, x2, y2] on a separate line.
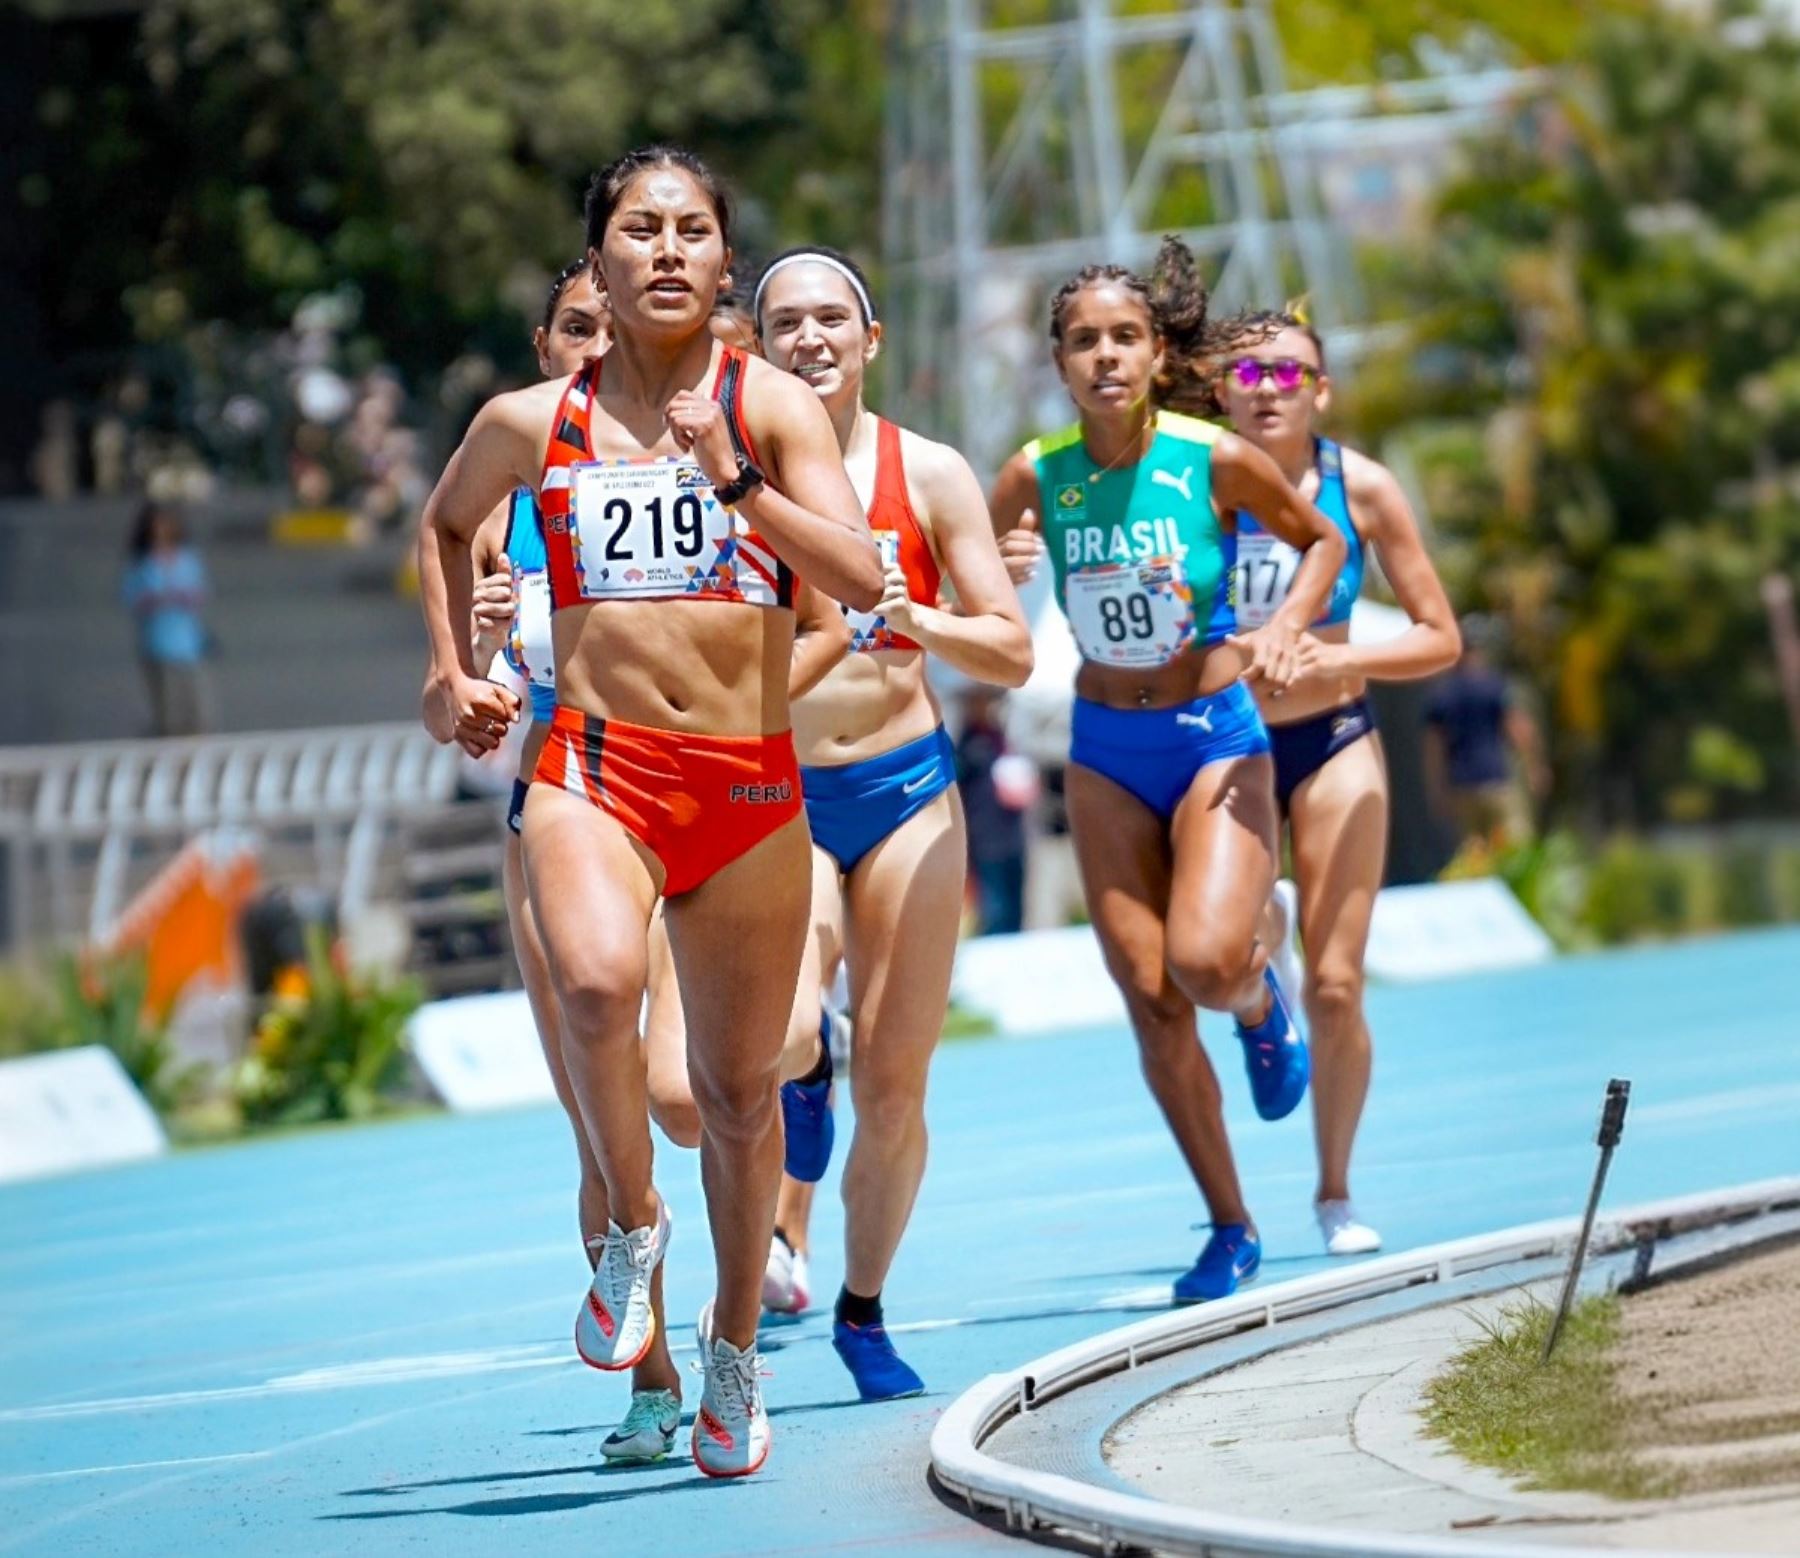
[122, 501, 210, 736]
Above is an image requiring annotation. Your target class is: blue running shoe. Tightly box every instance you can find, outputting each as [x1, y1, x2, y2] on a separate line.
[1234, 967, 1309, 1121]
[1173, 1224, 1261, 1305]
[780, 1017, 835, 1183]
[833, 1320, 925, 1401]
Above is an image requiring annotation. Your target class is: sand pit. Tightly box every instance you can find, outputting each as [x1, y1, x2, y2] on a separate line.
[1616, 1238, 1800, 1495]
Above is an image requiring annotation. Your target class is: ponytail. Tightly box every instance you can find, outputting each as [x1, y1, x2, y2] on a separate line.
[1146, 235, 1224, 416]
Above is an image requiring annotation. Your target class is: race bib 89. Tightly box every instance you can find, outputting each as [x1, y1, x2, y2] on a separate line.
[570, 458, 736, 599]
[1065, 557, 1194, 667]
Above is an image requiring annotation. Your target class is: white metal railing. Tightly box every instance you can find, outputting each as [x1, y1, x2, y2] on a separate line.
[0, 723, 463, 946]
[929, 1176, 1800, 1558]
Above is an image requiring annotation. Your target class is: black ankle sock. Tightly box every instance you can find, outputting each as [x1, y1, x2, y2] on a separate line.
[795, 1032, 830, 1088]
[835, 1286, 882, 1328]
[773, 1226, 793, 1255]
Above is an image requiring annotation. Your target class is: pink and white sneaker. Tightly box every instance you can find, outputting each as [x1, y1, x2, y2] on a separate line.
[575, 1197, 671, 1371]
[761, 1236, 811, 1315]
[691, 1301, 771, 1479]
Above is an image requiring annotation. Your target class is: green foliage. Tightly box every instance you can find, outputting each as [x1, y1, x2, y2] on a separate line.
[1423, 1293, 1670, 1499]
[1459, 827, 1800, 948]
[28, 0, 885, 388]
[1275, 0, 1647, 85]
[941, 1000, 999, 1040]
[1359, 5, 1800, 826]
[0, 952, 201, 1113]
[233, 933, 422, 1128]
[1479, 830, 1595, 951]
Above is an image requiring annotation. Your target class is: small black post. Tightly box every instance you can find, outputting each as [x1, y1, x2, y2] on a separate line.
[1543, 1078, 1631, 1363]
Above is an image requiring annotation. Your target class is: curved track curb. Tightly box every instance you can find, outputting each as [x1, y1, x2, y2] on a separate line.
[929, 1176, 1800, 1558]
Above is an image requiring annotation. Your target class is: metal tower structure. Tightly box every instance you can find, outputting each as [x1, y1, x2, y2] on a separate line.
[881, 0, 1536, 477]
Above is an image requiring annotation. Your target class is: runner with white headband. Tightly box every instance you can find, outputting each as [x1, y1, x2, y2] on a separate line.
[751, 244, 1032, 1398]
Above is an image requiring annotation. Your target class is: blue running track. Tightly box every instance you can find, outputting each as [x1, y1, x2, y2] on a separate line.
[3, 929, 1798, 1556]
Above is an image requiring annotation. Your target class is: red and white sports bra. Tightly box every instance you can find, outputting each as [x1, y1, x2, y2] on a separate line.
[540, 347, 795, 612]
[844, 418, 941, 653]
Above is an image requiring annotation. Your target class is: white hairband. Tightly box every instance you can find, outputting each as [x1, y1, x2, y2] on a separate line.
[752, 252, 875, 326]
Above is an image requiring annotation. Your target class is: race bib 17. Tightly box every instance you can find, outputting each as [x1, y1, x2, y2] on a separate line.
[1233, 531, 1302, 628]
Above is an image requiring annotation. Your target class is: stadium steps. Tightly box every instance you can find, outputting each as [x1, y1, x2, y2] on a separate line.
[3, 491, 426, 746]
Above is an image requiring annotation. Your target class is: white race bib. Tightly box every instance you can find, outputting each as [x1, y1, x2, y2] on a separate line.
[570, 458, 739, 600]
[1065, 557, 1194, 667]
[504, 570, 556, 691]
[844, 530, 906, 651]
[1233, 530, 1303, 628]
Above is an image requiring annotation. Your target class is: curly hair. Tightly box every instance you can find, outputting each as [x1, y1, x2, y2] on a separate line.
[1048, 237, 1258, 417]
[1048, 263, 1150, 346]
[1215, 303, 1326, 368]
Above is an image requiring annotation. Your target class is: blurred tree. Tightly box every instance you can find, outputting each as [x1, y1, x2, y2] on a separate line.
[25, 0, 883, 390]
[1355, 3, 1800, 826]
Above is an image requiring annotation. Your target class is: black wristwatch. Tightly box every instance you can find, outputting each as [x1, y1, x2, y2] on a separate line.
[713, 459, 765, 507]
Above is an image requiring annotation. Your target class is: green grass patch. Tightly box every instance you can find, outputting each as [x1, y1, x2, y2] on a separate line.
[1421, 1294, 1673, 1500]
[940, 1000, 999, 1040]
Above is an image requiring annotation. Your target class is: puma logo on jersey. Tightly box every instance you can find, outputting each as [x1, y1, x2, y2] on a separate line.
[1152, 466, 1194, 502]
[1176, 709, 1214, 733]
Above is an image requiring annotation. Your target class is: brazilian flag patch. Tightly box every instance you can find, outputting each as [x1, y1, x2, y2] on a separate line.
[1056, 484, 1085, 512]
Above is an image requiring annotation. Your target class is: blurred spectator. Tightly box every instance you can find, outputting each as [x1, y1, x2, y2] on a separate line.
[1424, 615, 1548, 856]
[30, 400, 79, 501]
[122, 500, 212, 737]
[956, 687, 1036, 935]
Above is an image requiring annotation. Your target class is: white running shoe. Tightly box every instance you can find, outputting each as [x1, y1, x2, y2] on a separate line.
[691, 1302, 771, 1479]
[1267, 878, 1306, 1035]
[1317, 1199, 1382, 1256]
[825, 1004, 853, 1074]
[599, 1387, 680, 1463]
[761, 1237, 811, 1316]
[576, 1198, 671, 1371]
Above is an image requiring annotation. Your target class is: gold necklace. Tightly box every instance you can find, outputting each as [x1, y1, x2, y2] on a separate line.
[1086, 413, 1155, 483]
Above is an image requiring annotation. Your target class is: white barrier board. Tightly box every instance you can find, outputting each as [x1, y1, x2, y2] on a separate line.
[954, 880, 1552, 1035]
[1364, 877, 1554, 982]
[951, 926, 1127, 1034]
[408, 989, 556, 1112]
[0, 1047, 167, 1183]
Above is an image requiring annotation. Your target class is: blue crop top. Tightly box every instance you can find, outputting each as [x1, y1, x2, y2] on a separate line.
[499, 487, 558, 724]
[1233, 438, 1363, 629]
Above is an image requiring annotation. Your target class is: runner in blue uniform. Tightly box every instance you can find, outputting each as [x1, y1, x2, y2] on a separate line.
[1213, 307, 1459, 1255]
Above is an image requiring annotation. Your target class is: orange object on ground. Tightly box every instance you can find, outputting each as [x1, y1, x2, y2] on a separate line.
[101, 835, 261, 1018]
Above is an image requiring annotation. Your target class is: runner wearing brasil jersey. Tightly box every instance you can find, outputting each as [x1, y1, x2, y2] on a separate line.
[991, 238, 1346, 1304]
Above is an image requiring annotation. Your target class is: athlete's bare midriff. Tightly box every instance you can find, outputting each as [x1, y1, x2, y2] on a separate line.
[1251, 620, 1368, 727]
[792, 649, 940, 766]
[1074, 638, 1249, 711]
[552, 598, 795, 736]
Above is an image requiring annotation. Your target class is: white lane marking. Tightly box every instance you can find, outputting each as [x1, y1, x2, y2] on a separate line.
[0, 1365, 560, 1555]
[0, 1451, 270, 1488]
[0, 1343, 570, 1423]
[1, 1334, 703, 1425]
